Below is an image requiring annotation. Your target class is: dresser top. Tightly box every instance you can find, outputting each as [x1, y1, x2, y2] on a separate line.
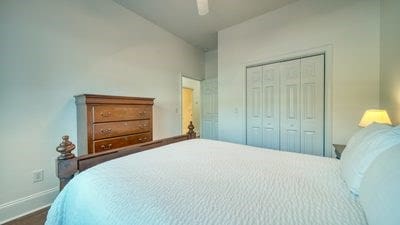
[75, 94, 155, 105]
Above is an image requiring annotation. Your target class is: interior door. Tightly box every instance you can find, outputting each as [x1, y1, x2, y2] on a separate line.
[182, 87, 193, 134]
[262, 63, 280, 149]
[280, 59, 301, 152]
[201, 78, 218, 139]
[300, 55, 325, 156]
[246, 66, 263, 147]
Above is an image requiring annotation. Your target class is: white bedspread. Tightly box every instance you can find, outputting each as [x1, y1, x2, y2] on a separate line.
[46, 139, 367, 225]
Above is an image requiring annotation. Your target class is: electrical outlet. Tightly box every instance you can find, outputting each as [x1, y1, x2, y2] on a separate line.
[32, 169, 44, 183]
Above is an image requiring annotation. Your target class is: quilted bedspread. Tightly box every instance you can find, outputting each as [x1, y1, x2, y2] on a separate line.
[46, 139, 367, 225]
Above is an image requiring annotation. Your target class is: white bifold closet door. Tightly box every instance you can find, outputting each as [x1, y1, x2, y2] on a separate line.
[280, 59, 301, 152]
[300, 55, 324, 155]
[262, 63, 280, 149]
[246, 54, 324, 156]
[246, 66, 263, 147]
[201, 78, 218, 140]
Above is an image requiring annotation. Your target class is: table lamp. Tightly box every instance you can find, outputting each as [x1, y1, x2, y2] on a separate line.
[358, 109, 392, 127]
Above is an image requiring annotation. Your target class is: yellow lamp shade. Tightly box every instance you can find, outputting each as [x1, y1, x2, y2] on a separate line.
[359, 109, 392, 127]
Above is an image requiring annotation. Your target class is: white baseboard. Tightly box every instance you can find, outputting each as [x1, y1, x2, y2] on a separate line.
[0, 187, 59, 224]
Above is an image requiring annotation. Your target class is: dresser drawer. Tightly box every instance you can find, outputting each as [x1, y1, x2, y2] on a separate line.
[93, 132, 152, 153]
[93, 120, 150, 140]
[92, 105, 152, 123]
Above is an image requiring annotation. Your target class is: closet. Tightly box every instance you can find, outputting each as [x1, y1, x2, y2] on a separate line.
[246, 54, 325, 156]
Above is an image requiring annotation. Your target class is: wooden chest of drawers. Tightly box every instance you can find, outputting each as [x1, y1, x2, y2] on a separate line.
[75, 94, 154, 154]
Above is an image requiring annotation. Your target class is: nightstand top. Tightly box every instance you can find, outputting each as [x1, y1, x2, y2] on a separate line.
[333, 144, 346, 159]
[333, 144, 346, 149]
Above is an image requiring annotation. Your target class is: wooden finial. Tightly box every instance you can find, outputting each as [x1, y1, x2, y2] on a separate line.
[56, 135, 76, 160]
[187, 121, 196, 139]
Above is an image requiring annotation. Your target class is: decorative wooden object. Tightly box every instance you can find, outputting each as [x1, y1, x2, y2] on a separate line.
[56, 136, 77, 190]
[56, 135, 76, 160]
[56, 125, 197, 191]
[187, 121, 196, 139]
[75, 94, 154, 154]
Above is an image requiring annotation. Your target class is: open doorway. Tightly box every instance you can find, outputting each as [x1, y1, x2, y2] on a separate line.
[182, 87, 194, 134]
[181, 76, 201, 135]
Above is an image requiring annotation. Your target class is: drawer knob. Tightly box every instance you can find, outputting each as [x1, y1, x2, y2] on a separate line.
[139, 111, 147, 117]
[138, 137, 148, 142]
[100, 128, 112, 134]
[100, 143, 112, 150]
[100, 112, 112, 117]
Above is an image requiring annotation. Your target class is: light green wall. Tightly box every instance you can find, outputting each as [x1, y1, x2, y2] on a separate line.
[380, 0, 400, 125]
[0, 0, 204, 222]
[205, 50, 218, 79]
[218, 0, 381, 145]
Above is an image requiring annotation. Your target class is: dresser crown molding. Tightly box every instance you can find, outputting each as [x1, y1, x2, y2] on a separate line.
[75, 94, 155, 105]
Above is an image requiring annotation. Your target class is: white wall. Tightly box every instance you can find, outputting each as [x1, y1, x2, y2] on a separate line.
[205, 50, 218, 79]
[380, 0, 400, 125]
[182, 77, 201, 134]
[218, 0, 381, 145]
[0, 0, 204, 222]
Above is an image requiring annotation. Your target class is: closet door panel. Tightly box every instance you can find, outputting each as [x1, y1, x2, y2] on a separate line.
[262, 63, 280, 149]
[300, 55, 324, 155]
[246, 66, 263, 147]
[201, 78, 218, 140]
[280, 59, 301, 152]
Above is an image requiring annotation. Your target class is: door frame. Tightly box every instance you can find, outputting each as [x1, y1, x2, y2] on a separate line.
[242, 45, 333, 157]
[179, 74, 203, 135]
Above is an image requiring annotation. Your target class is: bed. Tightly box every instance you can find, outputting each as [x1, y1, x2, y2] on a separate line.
[46, 124, 400, 225]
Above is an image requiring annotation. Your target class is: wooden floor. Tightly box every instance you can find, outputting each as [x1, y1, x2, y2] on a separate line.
[3, 207, 49, 225]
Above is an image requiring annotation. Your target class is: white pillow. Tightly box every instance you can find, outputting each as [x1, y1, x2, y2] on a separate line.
[359, 144, 400, 225]
[345, 123, 389, 148]
[342, 125, 400, 196]
[340, 123, 391, 174]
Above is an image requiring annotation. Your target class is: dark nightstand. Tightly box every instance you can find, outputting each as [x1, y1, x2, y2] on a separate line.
[333, 144, 346, 159]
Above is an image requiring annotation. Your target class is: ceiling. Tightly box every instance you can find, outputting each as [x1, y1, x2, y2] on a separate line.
[113, 0, 298, 51]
